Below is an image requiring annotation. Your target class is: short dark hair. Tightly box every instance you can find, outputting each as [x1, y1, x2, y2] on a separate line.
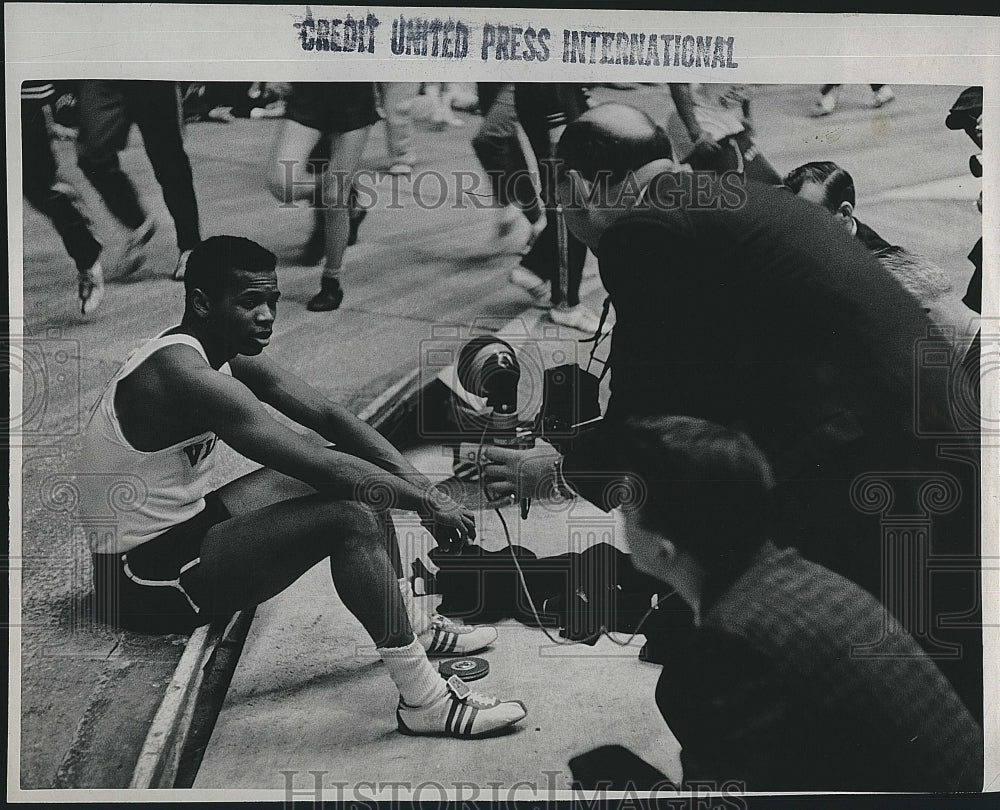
[556, 102, 673, 187]
[616, 416, 775, 572]
[783, 161, 856, 212]
[184, 236, 277, 306]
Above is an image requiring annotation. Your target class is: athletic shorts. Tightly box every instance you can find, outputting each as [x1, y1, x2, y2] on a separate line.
[91, 492, 231, 634]
[285, 82, 380, 134]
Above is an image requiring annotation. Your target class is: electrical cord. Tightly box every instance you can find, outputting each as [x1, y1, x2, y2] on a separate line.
[468, 403, 665, 648]
[489, 462, 667, 649]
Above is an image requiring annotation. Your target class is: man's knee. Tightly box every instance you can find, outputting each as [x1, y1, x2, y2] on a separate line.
[327, 501, 383, 546]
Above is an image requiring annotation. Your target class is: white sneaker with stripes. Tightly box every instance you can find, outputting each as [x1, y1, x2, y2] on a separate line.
[418, 614, 498, 656]
[397, 675, 527, 738]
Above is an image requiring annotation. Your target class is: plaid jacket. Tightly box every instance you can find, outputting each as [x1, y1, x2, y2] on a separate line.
[655, 541, 983, 792]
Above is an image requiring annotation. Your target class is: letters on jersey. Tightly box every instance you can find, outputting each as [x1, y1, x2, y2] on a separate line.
[183, 435, 218, 467]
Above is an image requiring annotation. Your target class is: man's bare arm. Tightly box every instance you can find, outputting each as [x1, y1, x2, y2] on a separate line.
[169, 356, 466, 534]
[668, 83, 703, 142]
[668, 83, 720, 159]
[230, 353, 433, 489]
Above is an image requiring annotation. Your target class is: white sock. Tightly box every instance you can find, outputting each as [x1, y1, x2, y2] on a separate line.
[398, 578, 433, 636]
[379, 636, 447, 707]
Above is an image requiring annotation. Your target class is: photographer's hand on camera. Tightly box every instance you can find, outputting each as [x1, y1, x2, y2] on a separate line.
[481, 442, 565, 503]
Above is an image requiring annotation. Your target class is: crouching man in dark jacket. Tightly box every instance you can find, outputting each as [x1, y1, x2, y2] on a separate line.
[482, 102, 982, 722]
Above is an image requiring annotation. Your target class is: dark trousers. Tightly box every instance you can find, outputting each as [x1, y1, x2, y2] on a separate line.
[76, 80, 201, 251]
[22, 99, 102, 273]
[472, 84, 539, 212]
[515, 86, 588, 308]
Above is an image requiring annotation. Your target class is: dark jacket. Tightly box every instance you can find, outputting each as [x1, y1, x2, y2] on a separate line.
[559, 183, 982, 718]
[854, 218, 894, 253]
[656, 542, 983, 792]
[565, 179, 951, 489]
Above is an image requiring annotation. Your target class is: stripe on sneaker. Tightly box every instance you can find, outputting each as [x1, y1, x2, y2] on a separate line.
[451, 703, 468, 735]
[445, 696, 461, 732]
[428, 627, 443, 653]
[463, 706, 478, 736]
[444, 633, 458, 654]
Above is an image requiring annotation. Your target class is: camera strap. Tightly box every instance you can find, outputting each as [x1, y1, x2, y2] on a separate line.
[584, 296, 613, 382]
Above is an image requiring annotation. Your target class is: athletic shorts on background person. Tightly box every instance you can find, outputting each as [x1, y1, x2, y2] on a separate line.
[91, 492, 230, 634]
[285, 82, 380, 133]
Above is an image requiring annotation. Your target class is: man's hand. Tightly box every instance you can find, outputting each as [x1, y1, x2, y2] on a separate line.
[420, 493, 476, 552]
[481, 442, 563, 503]
[689, 132, 722, 163]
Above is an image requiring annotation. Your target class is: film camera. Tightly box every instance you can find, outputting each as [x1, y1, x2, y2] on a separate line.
[417, 321, 604, 505]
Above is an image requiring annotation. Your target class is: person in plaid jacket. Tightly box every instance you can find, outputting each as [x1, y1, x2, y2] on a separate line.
[616, 415, 983, 792]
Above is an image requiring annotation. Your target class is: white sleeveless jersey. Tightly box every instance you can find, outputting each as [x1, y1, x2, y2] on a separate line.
[78, 332, 231, 554]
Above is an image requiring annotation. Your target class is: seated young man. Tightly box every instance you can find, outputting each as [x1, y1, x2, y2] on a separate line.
[611, 416, 982, 792]
[78, 235, 526, 738]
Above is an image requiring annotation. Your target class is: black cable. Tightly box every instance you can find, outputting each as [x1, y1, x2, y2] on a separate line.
[476, 395, 664, 648]
[494, 504, 667, 648]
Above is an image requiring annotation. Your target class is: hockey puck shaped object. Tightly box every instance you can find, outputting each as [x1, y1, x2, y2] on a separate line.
[438, 657, 489, 681]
